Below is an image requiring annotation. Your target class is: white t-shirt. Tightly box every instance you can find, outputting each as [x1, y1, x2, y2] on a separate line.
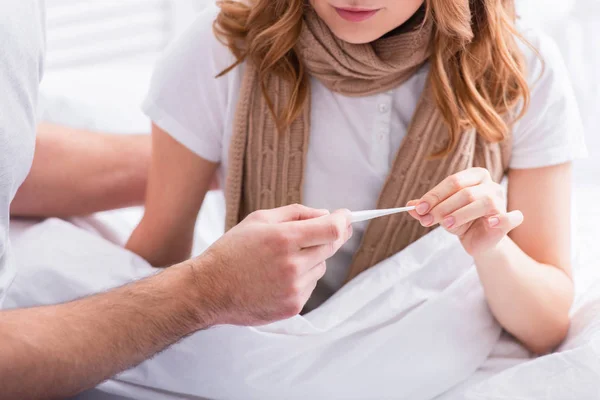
[0, 1, 45, 306]
[143, 5, 587, 309]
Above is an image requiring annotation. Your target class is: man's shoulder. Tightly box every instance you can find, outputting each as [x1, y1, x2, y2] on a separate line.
[0, 0, 45, 82]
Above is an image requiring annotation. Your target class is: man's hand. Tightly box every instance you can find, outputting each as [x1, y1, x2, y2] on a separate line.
[0, 204, 350, 399]
[190, 204, 352, 326]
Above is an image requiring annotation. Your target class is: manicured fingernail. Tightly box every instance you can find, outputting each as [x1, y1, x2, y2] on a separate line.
[421, 214, 434, 227]
[488, 217, 500, 227]
[443, 216, 455, 229]
[416, 202, 430, 215]
[318, 209, 330, 215]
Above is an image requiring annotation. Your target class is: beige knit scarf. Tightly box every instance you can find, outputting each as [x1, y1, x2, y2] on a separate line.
[225, 9, 510, 282]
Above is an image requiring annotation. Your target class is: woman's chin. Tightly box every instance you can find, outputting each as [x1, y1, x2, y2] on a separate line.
[328, 26, 384, 44]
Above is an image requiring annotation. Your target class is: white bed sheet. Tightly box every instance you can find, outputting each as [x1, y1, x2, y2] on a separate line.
[10, 216, 503, 400]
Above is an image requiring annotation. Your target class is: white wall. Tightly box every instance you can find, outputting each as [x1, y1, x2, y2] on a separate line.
[43, 0, 211, 70]
[518, 0, 600, 180]
[39, 0, 213, 133]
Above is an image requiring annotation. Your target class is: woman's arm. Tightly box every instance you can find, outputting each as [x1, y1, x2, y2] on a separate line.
[474, 164, 573, 354]
[126, 123, 217, 267]
[11, 122, 151, 217]
[409, 164, 574, 354]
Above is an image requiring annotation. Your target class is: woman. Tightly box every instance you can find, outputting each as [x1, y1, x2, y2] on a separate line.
[127, 0, 586, 354]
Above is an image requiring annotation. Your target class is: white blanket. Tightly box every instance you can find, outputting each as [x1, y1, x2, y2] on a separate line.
[8, 184, 600, 400]
[438, 233, 600, 400]
[8, 216, 502, 400]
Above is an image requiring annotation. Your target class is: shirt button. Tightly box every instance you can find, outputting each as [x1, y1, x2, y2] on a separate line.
[378, 103, 389, 113]
[378, 133, 384, 140]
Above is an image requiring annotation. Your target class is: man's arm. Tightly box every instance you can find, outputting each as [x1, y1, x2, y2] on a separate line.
[11, 122, 220, 218]
[0, 205, 351, 399]
[0, 264, 207, 399]
[10, 122, 151, 217]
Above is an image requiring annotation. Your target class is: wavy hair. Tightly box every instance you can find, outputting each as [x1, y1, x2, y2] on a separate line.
[214, 0, 532, 155]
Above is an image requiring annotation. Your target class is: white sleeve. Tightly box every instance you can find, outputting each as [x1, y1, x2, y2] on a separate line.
[509, 29, 588, 170]
[142, 5, 234, 163]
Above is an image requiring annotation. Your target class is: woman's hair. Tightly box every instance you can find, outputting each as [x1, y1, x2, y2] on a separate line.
[214, 0, 532, 155]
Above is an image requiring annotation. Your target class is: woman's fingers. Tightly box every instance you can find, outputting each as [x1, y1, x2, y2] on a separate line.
[439, 192, 503, 229]
[488, 210, 524, 233]
[406, 200, 420, 220]
[416, 168, 491, 216]
[441, 201, 485, 230]
[412, 183, 503, 228]
[407, 170, 519, 255]
[424, 185, 490, 226]
[448, 220, 473, 237]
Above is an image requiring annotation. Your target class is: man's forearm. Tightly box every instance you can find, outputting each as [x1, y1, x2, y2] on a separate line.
[0, 204, 352, 399]
[10, 123, 151, 217]
[0, 263, 215, 400]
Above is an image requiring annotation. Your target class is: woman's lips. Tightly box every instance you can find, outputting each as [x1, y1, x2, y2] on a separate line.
[334, 7, 380, 22]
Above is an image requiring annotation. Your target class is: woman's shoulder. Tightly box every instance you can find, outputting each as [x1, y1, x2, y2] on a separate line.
[515, 22, 566, 86]
[509, 21, 587, 170]
[142, 4, 244, 164]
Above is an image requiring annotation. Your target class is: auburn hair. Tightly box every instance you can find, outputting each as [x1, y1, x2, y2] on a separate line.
[213, 0, 532, 155]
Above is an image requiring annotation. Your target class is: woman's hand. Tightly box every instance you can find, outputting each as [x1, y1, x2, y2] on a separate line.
[407, 167, 524, 256]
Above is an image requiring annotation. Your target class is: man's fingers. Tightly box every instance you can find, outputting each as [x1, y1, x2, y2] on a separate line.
[292, 209, 351, 248]
[250, 204, 330, 224]
[300, 230, 348, 266]
[416, 168, 491, 216]
[298, 262, 327, 305]
[299, 279, 319, 310]
[487, 210, 524, 233]
[294, 206, 331, 221]
[301, 262, 327, 286]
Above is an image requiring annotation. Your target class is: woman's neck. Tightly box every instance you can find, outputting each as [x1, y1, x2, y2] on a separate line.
[382, 5, 426, 38]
